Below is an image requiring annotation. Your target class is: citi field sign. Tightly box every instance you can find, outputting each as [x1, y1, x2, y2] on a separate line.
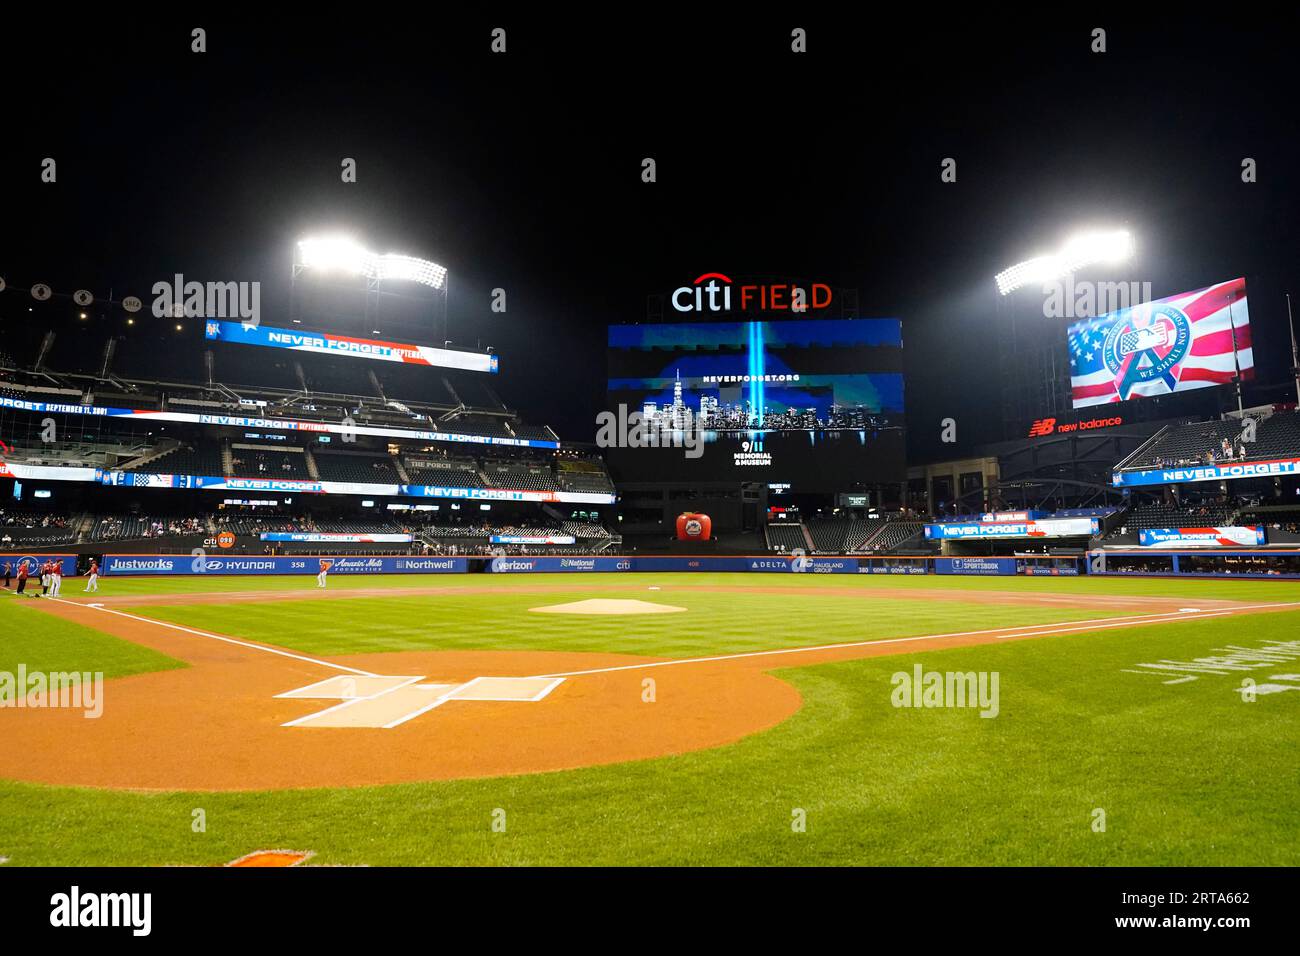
[671, 273, 833, 313]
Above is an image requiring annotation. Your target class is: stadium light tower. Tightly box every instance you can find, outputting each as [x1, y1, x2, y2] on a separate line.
[296, 236, 448, 290]
[994, 228, 1135, 296]
[291, 234, 450, 341]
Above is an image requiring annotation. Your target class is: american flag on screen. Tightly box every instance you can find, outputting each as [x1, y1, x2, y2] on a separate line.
[1067, 277, 1252, 408]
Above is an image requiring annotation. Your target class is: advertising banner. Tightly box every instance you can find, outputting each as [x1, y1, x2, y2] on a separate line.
[925, 518, 1098, 539]
[1138, 526, 1266, 547]
[0, 553, 79, 576]
[204, 320, 499, 374]
[93, 471, 616, 505]
[1113, 457, 1300, 488]
[101, 555, 468, 576]
[934, 557, 1018, 576]
[0, 395, 556, 449]
[259, 533, 414, 543]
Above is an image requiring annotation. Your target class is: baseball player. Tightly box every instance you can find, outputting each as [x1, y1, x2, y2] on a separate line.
[15, 561, 29, 596]
[316, 558, 332, 589]
[40, 560, 52, 597]
[84, 558, 99, 592]
[49, 560, 63, 598]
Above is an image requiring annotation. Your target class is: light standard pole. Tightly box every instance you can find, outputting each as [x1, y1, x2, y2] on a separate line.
[1288, 293, 1300, 406]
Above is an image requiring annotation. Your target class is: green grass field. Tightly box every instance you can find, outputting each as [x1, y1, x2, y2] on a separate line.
[1, 572, 1298, 866]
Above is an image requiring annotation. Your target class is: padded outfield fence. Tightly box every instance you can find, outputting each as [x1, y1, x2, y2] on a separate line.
[1087, 549, 1300, 579]
[2, 553, 1084, 577]
[10, 551, 1300, 578]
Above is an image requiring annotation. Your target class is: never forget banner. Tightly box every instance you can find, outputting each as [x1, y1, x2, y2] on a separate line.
[204, 320, 499, 374]
[925, 518, 1098, 540]
[1138, 526, 1266, 547]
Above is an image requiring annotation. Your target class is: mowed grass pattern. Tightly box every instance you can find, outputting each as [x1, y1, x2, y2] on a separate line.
[0, 573, 1298, 865]
[134, 588, 1129, 657]
[0, 596, 183, 680]
[0, 609, 1296, 865]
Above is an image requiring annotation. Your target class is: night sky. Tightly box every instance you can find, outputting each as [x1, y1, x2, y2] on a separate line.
[2, 15, 1297, 461]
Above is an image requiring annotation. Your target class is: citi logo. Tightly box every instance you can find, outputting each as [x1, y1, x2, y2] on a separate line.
[670, 273, 833, 313]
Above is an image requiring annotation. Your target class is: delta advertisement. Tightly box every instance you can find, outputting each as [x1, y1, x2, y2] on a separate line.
[925, 518, 1098, 540]
[1138, 526, 1266, 547]
[1114, 456, 1300, 488]
[100, 555, 469, 576]
[204, 320, 499, 374]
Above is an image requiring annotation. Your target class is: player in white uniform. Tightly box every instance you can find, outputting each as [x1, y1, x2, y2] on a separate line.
[316, 558, 332, 588]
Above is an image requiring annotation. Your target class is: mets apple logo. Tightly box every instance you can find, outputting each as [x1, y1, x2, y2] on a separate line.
[685, 519, 703, 536]
[1101, 303, 1192, 399]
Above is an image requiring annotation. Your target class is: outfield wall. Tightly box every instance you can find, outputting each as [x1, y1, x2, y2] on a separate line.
[51, 550, 1298, 578]
[1088, 549, 1300, 579]
[83, 553, 1082, 577]
[99, 555, 469, 576]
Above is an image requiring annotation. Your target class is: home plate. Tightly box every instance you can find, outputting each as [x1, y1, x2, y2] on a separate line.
[529, 598, 686, 615]
[280, 675, 565, 728]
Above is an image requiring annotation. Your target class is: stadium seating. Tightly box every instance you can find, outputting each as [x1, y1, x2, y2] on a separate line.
[0, 510, 78, 546]
[765, 523, 808, 552]
[805, 519, 849, 552]
[1121, 410, 1300, 471]
[312, 452, 400, 484]
[228, 448, 312, 480]
[1118, 501, 1238, 531]
[482, 459, 559, 492]
[403, 457, 486, 488]
[129, 443, 225, 476]
[859, 520, 925, 552]
[213, 513, 308, 536]
[88, 515, 207, 541]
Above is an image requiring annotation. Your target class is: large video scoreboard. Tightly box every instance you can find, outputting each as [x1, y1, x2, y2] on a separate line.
[605, 318, 905, 489]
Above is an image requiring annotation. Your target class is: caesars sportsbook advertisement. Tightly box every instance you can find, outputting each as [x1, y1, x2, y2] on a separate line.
[605, 275, 905, 489]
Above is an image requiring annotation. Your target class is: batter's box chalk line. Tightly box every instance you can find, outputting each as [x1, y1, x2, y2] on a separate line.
[279, 674, 565, 729]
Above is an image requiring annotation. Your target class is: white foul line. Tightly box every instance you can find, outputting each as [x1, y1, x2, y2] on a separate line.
[529, 603, 1300, 679]
[48, 597, 379, 677]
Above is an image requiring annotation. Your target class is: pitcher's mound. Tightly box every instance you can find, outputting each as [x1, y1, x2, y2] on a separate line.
[530, 598, 687, 616]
